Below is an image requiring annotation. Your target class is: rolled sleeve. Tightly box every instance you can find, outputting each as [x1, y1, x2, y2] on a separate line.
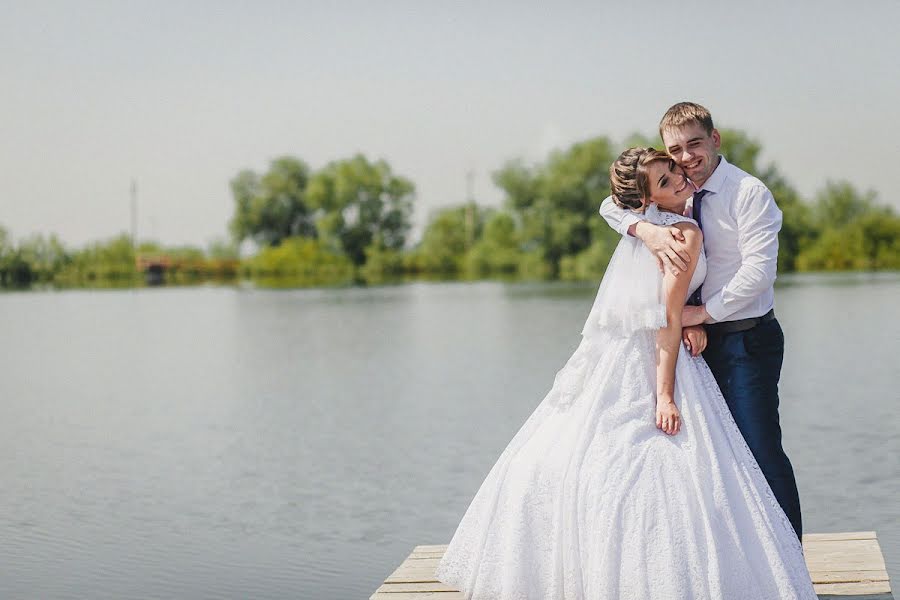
[703, 291, 728, 322]
[599, 195, 643, 237]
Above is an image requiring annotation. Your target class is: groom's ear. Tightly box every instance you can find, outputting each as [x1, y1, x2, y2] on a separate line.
[711, 128, 721, 149]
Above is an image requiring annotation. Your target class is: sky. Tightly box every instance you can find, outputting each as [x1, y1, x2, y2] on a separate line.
[1, 0, 898, 248]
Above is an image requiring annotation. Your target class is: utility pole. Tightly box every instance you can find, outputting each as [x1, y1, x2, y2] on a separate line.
[130, 178, 138, 251]
[130, 178, 140, 287]
[465, 170, 475, 249]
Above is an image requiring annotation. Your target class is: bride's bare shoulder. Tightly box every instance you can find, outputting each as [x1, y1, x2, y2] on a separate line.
[673, 221, 702, 247]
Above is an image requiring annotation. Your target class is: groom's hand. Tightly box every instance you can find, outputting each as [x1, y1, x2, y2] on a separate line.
[634, 222, 689, 275]
[682, 325, 707, 356]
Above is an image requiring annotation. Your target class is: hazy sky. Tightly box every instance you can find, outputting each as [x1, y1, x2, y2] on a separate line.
[1, 0, 898, 248]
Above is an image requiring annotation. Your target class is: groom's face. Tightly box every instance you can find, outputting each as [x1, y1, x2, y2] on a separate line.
[661, 123, 721, 187]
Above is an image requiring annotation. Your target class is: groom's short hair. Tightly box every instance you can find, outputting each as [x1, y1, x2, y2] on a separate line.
[659, 102, 715, 138]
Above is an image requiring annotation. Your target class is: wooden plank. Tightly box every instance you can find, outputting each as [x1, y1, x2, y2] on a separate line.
[413, 544, 449, 552]
[416, 535, 880, 550]
[804, 538, 882, 550]
[388, 559, 440, 578]
[814, 581, 893, 595]
[396, 557, 441, 568]
[370, 593, 464, 600]
[816, 595, 894, 600]
[385, 575, 441, 584]
[804, 539, 887, 572]
[378, 533, 892, 598]
[388, 569, 441, 581]
[809, 570, 890, 584]
[804, 531, 876, 542]
[385, 559, 441, 583]
[375, 581, 457, 594]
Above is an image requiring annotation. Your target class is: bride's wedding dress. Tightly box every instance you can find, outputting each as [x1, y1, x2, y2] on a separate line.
[435, 204, 817, 600]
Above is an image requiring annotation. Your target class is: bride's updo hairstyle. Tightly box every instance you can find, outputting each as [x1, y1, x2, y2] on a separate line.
[609, 147, 673, 211]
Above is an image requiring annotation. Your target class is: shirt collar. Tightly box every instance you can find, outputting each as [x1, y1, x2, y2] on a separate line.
[697, 154, 728, 195]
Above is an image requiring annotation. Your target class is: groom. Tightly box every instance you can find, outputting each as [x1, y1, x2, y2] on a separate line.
[598, 102, 803, 541]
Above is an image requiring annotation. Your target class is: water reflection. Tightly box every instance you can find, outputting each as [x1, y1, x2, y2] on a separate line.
[0, 274, 896, 598]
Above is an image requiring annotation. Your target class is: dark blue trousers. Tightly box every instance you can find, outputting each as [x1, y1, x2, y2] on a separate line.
[702, 318, 803, 541]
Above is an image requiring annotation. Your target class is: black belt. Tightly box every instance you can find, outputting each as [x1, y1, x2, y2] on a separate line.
[706, 308, 775, 335]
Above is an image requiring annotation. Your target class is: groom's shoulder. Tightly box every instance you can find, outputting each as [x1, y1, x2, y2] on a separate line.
[722, 160, 771, 198]
[721, 160, 782, 218]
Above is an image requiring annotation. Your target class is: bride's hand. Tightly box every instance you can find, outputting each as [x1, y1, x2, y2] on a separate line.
[682, 325, 707, 356]
[656, 398, 681, 435]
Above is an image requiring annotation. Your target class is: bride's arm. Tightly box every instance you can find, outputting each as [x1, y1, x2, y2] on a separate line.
[655, 222, 702, 435]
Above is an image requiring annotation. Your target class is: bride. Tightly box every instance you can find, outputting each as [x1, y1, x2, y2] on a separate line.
[434, 148, 817, 599]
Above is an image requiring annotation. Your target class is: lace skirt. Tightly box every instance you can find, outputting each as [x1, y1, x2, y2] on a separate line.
[435, 329, 816, 600]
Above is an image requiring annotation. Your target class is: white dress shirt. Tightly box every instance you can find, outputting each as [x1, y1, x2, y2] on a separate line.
[598, 156, 782, 323]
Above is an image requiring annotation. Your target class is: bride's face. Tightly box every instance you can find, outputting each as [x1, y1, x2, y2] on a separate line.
[646, 160, 693, 211]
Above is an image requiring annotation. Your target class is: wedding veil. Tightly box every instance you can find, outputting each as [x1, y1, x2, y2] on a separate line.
[580, 229, 667, 338]
[550, 205, 671, 408]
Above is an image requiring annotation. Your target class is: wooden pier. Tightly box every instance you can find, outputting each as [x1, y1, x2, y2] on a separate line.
[371, 531, 891, 599]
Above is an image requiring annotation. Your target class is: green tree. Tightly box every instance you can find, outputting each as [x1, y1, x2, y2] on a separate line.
[229, 156, 315, 247]
[494, 136, 616, 275]
[16, 233, 70, 282]
[717, 129, 766, 174]
[810, 181, 877, 231]
[244, 237, 354, 287]
[464, 211, 522, 276]
[855, 208, 900, 269]
[207, 237, 239, 260]
[360, 234, 406, 283]
[795, 228, 868, 271]
[796, 182, 900, 271]
[0, 225, 36, 287]
[305, 154, 414, 267]
[56, 233, 137, 285]
[559, 238, 615, 281]
[412, 203, 488, 275]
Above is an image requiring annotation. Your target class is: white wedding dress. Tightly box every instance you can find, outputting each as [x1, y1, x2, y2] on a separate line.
[435, 204, 817, 600]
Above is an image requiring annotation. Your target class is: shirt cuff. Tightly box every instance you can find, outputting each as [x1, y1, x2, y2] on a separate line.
[620, 213, 642, 237]
[703, 293, 730, 323]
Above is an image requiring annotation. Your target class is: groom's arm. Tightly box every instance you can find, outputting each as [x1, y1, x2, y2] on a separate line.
[697, 185, 782, 323]
[599, 195, 691, 274]
[599, 195, 644, 237]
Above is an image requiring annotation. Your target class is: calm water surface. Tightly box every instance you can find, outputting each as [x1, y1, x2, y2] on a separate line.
[1, 273, 897, 598]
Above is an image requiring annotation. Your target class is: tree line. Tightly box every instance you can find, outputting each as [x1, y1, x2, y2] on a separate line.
[1, 128, 898, 289]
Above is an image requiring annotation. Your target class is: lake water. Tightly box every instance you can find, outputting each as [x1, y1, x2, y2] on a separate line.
[1, 273, 897, 599]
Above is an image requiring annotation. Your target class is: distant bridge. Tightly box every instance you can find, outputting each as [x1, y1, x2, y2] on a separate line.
[134, 254, 238, 285]
[135, 255, 173, 285]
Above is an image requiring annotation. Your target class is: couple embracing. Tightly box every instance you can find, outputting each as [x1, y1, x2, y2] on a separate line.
[435, 102, 817, 599]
